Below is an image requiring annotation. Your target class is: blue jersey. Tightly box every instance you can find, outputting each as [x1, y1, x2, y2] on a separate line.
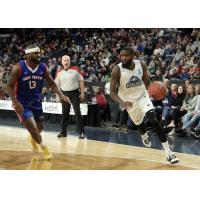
[15, 60, 47, 109]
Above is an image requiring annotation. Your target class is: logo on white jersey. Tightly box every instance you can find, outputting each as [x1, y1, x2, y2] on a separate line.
[126, 75, 142, 88]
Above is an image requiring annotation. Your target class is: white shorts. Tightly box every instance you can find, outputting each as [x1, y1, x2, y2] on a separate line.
[127, 95, 154, 125]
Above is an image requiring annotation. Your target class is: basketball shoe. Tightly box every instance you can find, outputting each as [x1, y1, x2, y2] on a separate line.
[41, 145, 53, 160]
[79, 132, 85, 139]
[28, 135, 41, 153]
[141, 133, 151, 147]
[166, 152, 179, 164]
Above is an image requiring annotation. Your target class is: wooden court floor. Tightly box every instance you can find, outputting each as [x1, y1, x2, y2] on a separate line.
[0, 125, 200, 170]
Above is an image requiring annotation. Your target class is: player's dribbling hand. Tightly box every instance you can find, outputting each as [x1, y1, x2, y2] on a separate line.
[122, 101, 132, 110]
[13, 100, 24, 116]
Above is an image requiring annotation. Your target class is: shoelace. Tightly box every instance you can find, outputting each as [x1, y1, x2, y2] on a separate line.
[144, 138, 150, 144]
[170, 154, 175, 159]
[168, 154, 177, 161]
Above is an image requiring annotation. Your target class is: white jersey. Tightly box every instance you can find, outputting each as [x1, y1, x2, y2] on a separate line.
[117, 60, 154, 125]
[118, 60, 147, 102]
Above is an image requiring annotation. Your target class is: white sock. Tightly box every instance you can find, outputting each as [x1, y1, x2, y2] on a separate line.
[162, 141, 172, 156]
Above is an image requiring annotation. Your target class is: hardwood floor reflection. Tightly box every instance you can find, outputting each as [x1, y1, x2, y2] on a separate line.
[0, 150, 194, 170]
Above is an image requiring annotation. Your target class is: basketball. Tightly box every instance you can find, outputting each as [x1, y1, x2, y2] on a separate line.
[148, 81, 166, 100]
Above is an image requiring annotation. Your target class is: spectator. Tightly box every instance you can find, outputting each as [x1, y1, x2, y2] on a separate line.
[169, 84, 198, 136]
[112, 107, 128, 131]
[87, 86, 101, 127]
[184, 80, 191, 89]
[180, 84, 197, 115]
[181, 94, 200, 133]
[96, 87, 108, 126]
[190, 68, 200, 80]
[153, 68, 163, 81]
[163, 78, 170, 90]
[173, 48, 185, 64]
[153, 43, 162, 56]
[41, 87, 52, 102]
[179, 66, 190, 80]
[167, 67, 178, 80]
[161, 83, 178, 127]
[194, 84, 200, 95]
[167, 84, 186, 128]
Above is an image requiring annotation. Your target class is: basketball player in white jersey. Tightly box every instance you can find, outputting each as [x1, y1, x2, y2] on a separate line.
[110, 46, 179, 164]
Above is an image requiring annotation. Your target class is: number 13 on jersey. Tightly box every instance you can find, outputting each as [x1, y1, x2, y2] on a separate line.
[29, 80, 36, 89]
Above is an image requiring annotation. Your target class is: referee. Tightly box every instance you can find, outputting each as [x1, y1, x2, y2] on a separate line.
[55, 55, 85, 139]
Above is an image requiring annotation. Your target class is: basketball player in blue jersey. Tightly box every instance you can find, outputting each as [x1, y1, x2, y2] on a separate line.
[5, 45, 69, 160]
[110, 46, 179, 164]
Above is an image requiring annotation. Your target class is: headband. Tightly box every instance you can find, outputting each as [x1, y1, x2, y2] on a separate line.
[25, 47, 40, 54]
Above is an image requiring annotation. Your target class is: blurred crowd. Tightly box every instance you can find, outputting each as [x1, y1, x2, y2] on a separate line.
[1, 28, 200, 91]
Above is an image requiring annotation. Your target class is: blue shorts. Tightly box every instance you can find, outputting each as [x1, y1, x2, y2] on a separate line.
[15, 107, 44, 123]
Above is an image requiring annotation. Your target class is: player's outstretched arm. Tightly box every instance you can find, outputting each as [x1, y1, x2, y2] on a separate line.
[110, 65, 122, 104]
[5, 65, 19, 103]
[45, 69, 69, 103]
[141, 61, 151, 89]
[5, 64, 24, 115]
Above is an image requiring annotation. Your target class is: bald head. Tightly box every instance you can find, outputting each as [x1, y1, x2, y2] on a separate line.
[62, 55, 71, 69]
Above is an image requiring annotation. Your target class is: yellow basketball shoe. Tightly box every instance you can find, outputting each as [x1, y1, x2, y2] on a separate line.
[28, 135, 41, 153]
[41, 145, 53, 160]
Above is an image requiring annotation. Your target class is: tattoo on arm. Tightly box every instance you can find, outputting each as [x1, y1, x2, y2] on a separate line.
[110, 65, 124, 105]
[141, 61, 151, 89]
[5, 64, 20, 103]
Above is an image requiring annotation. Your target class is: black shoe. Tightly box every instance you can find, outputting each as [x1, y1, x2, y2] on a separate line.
[191, 130, 200, 139]
[100, 121, 106, 127]
[185, 128, 192, 136]
[119, 125, 128, 132]
[57, 132, 67, 138]
[177, 129, 187, 137]
[79, 132, 85, 139]
[113, 124, 121, 129]
[160, 120, 165, 127]
[112, 123, 118, 128]
[167, 154, 179, 164]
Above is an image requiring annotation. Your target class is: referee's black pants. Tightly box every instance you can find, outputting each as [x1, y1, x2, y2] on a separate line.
[61, 89, 84, 134]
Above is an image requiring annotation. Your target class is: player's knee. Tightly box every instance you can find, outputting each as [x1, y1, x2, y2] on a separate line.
[146, 109, 158, 125]
[38, 125, 43, 133]
[137, 122, 146, 134]
[31, 127, 39, 135]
